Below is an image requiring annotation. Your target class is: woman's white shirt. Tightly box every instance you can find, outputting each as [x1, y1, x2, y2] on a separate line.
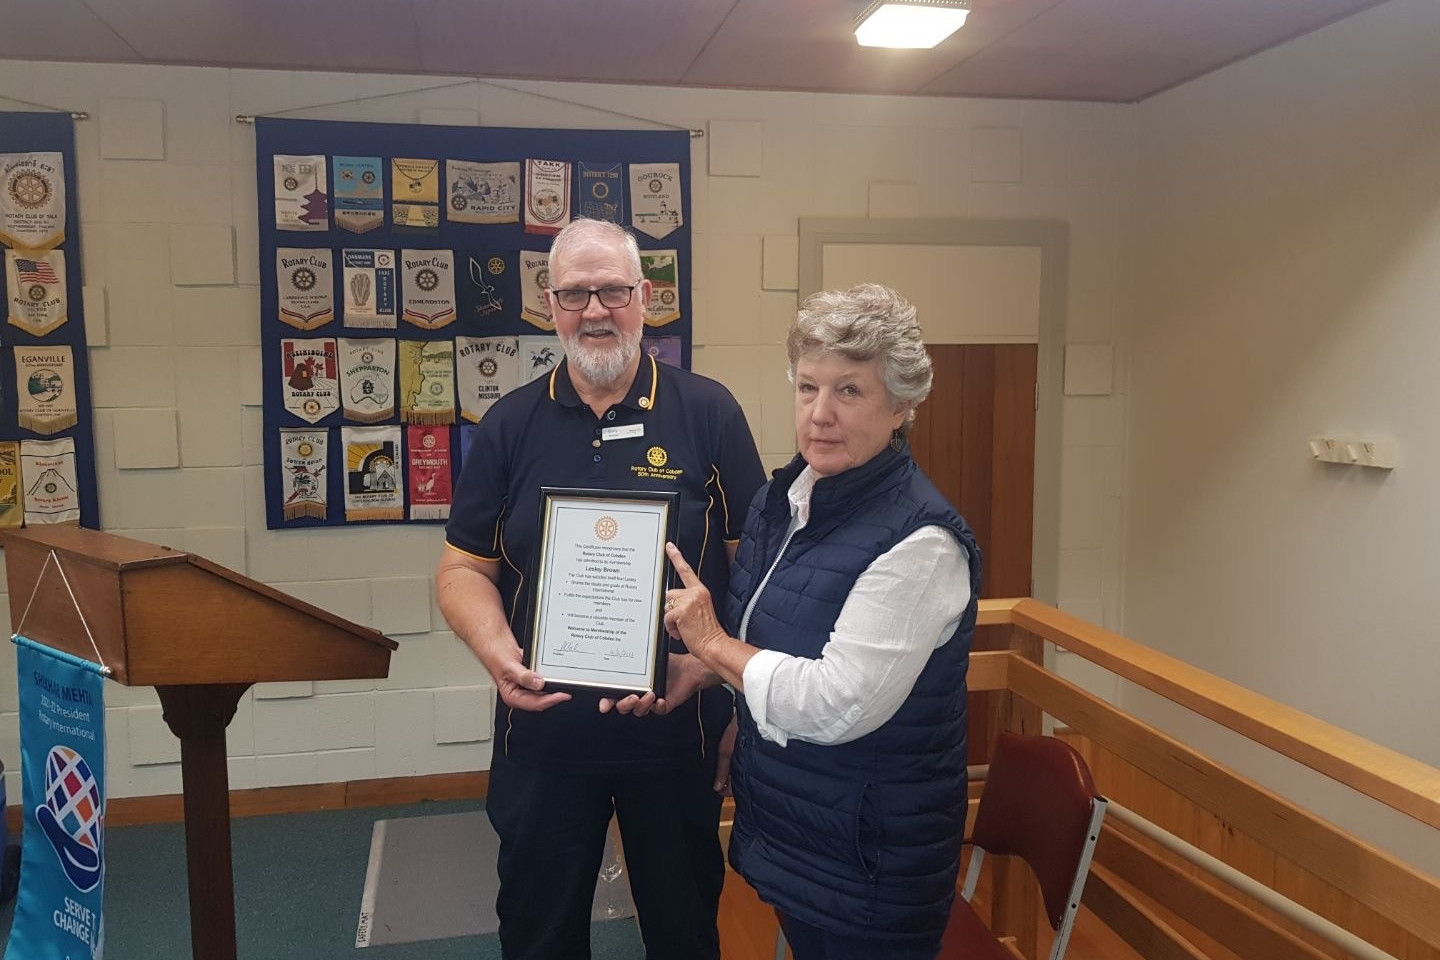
[738, 465, 971, 747]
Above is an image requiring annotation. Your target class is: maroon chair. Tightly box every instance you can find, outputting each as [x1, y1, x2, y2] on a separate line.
[937, 733, 1108, 960]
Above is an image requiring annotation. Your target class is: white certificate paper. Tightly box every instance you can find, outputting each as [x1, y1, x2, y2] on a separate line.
[530, 490, 674, 693]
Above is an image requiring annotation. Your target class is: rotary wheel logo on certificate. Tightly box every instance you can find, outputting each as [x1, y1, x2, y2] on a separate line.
[594, 516, 619, 541]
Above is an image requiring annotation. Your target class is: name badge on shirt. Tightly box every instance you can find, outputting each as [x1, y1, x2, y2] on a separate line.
[601, 423, 644, 442]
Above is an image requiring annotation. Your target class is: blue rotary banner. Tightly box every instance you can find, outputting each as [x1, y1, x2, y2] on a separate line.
[5, 638, 107, 960]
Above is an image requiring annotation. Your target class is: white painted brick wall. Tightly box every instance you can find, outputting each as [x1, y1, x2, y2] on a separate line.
[112, 408, 180, 469]
[434, 685, 494, 744]
[169, 224, 235, 285]
[370, 577, 433, 636]
[127, 704, 181, 766]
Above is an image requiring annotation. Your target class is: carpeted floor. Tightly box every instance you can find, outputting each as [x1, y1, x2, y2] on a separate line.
[0, 800, 646, 959]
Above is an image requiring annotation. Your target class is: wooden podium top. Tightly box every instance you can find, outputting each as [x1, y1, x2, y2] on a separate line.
[2, 525, 398, 686]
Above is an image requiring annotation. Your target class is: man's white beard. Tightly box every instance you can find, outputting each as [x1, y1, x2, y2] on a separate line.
[561, 321, 642, 388]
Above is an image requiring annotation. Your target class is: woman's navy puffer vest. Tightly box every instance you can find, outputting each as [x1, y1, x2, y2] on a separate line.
[723, 446, 981, 944]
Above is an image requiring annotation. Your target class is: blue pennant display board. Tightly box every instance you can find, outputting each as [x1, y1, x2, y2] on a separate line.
[254, 117, 692, 530]
[0, 112, 100, 529]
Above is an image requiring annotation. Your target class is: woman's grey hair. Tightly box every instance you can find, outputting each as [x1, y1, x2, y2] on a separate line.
[548, 218, 643, 280]
[787, 283, 933, 428]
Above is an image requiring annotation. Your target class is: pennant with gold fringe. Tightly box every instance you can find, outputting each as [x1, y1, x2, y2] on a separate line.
[447, 160, 520, 224]
[519, 250, 553, 330]
[14, 346, 77, 435]
[332, 156, 384, 233]
[276, 248, 334, 330]
[6, 249, 67, 336]
[523, 159, 571, 236]
[0, 441, 22, 528]
[281, 338, 340, 424]
[391, 158, 440, 228]
[1, 152, 65, 250]
[274, 154, 328, 231]
[455, 336, 519, 423]
[400, 249, 456, 330]
[343, 425, 404, 521]
[399, 339, 455, 425]
[641, 249, 680, 326]
[342, 248, 397, 329]
[339, 338, 396, 423]
[280, 429, 328, 521]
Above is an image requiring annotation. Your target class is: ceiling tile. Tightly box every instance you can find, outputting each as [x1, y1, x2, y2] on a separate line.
[82, 0, 423, 72]
[410, 0, 738, 83]
[682, 0, 1069, 95]
[923, 0, 1391, 101]
[0, 0, 140, 61]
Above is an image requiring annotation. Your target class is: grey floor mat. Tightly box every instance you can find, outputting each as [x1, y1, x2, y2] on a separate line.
[356, 810, 635, 948]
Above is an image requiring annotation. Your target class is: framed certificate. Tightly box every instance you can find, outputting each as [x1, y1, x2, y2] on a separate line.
[527, 487, 678, 694]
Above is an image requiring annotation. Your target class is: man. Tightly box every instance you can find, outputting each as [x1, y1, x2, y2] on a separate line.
[438, 218, 765, 960]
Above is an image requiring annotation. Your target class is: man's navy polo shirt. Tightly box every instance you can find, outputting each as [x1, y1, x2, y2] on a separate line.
[446, 354, 765, 769]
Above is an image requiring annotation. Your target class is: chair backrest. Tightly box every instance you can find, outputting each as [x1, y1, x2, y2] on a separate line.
[970, 732, 1105, 931]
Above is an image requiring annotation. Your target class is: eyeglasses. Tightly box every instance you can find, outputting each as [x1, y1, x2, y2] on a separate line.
[550, 282, 641, 312]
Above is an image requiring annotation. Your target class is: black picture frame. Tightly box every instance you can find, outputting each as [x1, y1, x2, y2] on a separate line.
[526, 486, 678, 696]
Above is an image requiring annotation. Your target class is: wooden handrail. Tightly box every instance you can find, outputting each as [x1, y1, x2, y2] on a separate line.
[975, 598, 1440, 830]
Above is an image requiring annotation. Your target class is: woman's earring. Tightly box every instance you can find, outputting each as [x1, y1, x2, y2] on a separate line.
[890, 429, 905, 452]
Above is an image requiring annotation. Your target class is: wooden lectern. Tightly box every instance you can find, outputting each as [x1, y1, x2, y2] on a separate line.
[2, 525, 399, 960]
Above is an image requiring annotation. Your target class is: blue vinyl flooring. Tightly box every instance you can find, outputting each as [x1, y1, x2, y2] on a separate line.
[0, 799, 646, 959]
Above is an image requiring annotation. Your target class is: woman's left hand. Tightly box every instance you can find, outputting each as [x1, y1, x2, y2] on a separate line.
[663, 542, 728, 661]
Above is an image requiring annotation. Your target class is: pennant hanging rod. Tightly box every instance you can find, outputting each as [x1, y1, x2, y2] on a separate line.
[0, 94, 88, 120]
[234, 77, 703, 137]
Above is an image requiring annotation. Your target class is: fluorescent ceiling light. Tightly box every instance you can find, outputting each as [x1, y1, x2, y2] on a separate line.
[854, 0, 971, 49]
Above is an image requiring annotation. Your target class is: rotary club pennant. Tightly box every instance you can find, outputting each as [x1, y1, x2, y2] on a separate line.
[523, 159, 571, 236]
[1, 152, 65, 250]
[280, 429, 328, 521]
[461, 250, 516, 323]
[447, 160, 520, 224]
[643, 336, 682, 368]
[407, 425, 453, 520]
[276, 248, 334, 330]
[281, 338, 340, 424]
[20, 437, 79, 525]
[519, 335, 564, 383]
[332, 156, 384, 233]
[400, 249, 457, 330]
[342, 249, 397, 329]
[274, 154, 329, 231]
[338, 337, 396, 423]
[631, 163, 682, 239]
[455, 336, 519, 422]
[520, 250, 553, 330]
[0, 442, 21, 528]
[399, 339, 456, 425]
[343, 425, 404, 521]
[391, 158, 440, 228]
[577, 162, 625, 223]
[6, 249, 67, 336]
[14, 346, 77, 435]
[641, 249, 680, 326]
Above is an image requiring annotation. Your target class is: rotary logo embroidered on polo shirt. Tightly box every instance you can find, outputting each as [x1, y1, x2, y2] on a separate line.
[630, 444, 683, 482]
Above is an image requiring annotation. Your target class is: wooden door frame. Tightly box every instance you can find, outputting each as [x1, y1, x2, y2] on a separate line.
[798, 217, 1068, 605]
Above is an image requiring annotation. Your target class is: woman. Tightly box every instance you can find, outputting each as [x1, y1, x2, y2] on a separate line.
[662, 283, 981, 960]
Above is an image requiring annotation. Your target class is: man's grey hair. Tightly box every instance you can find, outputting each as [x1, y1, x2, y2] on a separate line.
[548, 218, 643, 280]
[787, 283, 933, 427]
